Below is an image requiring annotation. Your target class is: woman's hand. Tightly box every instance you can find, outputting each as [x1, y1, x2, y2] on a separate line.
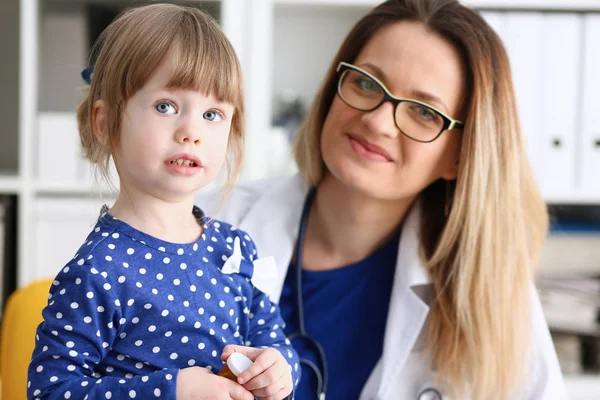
[221, 345, 293, 400]
[176, 366, 254, 400]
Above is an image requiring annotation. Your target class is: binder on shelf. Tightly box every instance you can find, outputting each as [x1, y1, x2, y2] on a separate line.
[551, 332, 583, 375]
[580, 14, 600, 197]
[480, 11, 506, 39]
[37, 112, 82, 183]
[502, 12, 544, 188]
[538, 205, 600, 341]
[538, 13, 581, 199]
[538, 274, 600, 336]
[540, 205, 600, 274]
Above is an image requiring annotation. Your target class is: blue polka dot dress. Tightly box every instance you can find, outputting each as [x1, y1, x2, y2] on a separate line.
[27, 207, 300, 399]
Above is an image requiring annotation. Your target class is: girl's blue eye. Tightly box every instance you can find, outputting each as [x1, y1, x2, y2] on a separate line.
[203, 110, 224, 122]
[155, 102, 177, 114]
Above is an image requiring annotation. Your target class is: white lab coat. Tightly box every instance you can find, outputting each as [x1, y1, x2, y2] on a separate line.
[196, 174, 568, 400]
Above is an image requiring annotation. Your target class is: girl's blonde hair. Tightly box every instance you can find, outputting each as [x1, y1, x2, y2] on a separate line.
[294, 0, 548, 398]
[77, 3, 244, 192]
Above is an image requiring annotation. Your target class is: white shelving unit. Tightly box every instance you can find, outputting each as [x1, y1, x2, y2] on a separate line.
[279, 0, 600, 8]
[0, 177, 21, 195]
[5, 0, 600, 395]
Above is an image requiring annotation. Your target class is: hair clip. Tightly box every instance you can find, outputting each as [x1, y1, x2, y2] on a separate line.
[81, 66, 94, 84]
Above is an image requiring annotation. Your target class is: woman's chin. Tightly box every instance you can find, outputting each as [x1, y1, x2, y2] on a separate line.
[326, 161, 388, 198]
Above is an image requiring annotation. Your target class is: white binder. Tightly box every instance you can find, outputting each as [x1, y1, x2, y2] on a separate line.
[580, 14, 600, 198]
[503, 13, 545, 189]
[37, 112, 81, 183]
[481, 11, 506, 38]
[538, 13, 581, 201]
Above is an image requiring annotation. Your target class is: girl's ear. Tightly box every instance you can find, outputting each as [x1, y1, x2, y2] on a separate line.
[92, 100, 107, 143]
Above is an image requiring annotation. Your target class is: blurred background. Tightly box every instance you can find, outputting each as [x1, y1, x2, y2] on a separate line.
[0, 0, 599, 398]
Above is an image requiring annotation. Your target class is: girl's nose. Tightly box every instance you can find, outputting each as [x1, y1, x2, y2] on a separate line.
[174, 119, 202, 145]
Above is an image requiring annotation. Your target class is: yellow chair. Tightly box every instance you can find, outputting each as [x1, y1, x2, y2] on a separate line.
[0, 279, 53, 400]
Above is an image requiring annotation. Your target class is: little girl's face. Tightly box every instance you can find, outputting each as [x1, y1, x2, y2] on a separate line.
[114, 58, 235, 202]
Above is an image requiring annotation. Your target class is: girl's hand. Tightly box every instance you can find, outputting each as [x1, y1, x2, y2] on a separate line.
[221, 345, 293, 400]
[176, 366, 254, 400]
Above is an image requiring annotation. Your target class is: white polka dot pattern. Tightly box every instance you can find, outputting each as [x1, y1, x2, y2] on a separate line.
[27, 208, 300, 399]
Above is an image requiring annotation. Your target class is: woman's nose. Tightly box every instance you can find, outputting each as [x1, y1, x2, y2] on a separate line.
[360, 101, 399, 138]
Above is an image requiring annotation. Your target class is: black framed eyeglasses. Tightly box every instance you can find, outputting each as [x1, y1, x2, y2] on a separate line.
[336, 62, 465, 143]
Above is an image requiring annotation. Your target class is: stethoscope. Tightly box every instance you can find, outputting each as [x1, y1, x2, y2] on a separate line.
[288, 188, 443, 400]
[288, 188, 328, 400]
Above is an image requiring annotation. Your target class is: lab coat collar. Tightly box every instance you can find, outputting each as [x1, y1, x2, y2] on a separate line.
[236, 174, 308, 304]
[236, 172, 434, 292]
[377, 198, 431, 397]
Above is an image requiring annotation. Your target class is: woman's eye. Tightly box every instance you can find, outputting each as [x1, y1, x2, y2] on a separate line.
[155, 101, 177, 114]
[356, 76, 378, 92]
[413, 105, 438, 121]
[203, 110, 224, 122]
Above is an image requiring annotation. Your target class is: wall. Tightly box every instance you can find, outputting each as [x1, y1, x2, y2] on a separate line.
[272, 4, 367, 119]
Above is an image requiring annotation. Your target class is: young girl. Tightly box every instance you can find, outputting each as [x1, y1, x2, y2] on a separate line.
[27, 4, 298, 400]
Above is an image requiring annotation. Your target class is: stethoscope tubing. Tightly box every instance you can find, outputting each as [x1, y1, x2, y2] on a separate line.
[290, 189, 441, 400]
[290, 189, 328, 399]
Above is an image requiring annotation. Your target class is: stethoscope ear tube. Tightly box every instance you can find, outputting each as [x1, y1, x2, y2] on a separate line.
[291, 189, 328, 399]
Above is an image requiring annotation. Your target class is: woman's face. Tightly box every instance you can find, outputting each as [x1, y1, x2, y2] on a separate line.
[320, 21, 466, 201]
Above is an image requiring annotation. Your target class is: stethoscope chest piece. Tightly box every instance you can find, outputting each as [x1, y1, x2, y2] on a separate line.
[417, 387, 442, 400]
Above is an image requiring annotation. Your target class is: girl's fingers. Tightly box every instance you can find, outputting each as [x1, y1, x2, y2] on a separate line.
[237, 348, 280, 384]
[256, 384, 293, 400]
[244, 366, 285, 391]
[221, 344, 263, 362]
[249, 375, 287, 398]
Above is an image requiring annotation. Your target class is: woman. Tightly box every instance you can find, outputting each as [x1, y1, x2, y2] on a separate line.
[200, 0, 566, 398]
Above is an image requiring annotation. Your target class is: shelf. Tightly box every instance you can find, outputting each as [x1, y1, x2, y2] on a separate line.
[463, 0, 600, 11]
[544, 194, 600, 205]
[550, 324, 600, 339]
[276, 0, 374, 5]
[33, 180, 116, 197]
[0, 174, 21, 194]
[275, 0, 600, 11]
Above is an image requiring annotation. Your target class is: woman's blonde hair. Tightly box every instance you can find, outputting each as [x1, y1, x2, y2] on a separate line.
[77, 3, 244, 192]
[294, 0, 548, 398]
